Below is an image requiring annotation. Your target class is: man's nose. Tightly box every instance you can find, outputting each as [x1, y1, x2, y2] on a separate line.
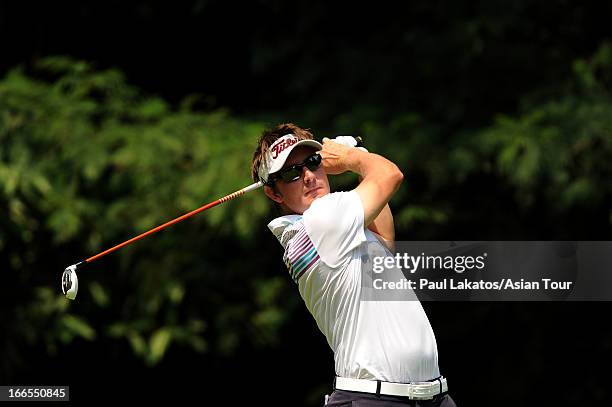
[302, 166, 316, 183]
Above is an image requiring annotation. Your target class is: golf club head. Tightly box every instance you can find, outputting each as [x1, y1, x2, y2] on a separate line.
[62, 264, 79, 300]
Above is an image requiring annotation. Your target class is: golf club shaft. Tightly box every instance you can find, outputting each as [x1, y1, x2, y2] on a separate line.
[84, 181, 263, 265]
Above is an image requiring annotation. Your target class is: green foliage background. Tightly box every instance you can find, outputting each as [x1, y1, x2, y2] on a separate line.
[0, 57, 283, 372]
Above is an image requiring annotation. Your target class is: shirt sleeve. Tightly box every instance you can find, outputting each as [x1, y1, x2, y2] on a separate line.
[303, 190, 367, 268]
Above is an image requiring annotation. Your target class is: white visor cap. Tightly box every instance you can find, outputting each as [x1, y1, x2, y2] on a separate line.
[258, 134, 323, 183]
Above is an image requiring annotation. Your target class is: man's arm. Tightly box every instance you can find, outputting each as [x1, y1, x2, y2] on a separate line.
[367, 203, 395, 252]
[318, 140, 403, 250]
[357, 173, 395, 251]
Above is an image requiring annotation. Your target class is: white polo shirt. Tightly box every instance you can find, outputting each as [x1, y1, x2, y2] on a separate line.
[268, 190, 440, 383]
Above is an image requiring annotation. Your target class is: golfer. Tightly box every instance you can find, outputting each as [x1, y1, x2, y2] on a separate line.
[252, 123, 455, 406]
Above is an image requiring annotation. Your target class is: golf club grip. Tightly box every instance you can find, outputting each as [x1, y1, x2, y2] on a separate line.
[330, 134, 364, 148]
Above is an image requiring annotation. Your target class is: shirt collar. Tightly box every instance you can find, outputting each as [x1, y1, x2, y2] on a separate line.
[267, 214, 302, 241]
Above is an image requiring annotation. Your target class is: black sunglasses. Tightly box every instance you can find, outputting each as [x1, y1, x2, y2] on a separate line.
[268, 154, 322, 184]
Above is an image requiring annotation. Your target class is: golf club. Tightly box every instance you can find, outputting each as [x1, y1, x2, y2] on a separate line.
[61, 181, 263, 300]
[61, 135, 364, 300]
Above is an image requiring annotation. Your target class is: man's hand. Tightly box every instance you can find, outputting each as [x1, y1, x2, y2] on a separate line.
[318, 137, 358, 175]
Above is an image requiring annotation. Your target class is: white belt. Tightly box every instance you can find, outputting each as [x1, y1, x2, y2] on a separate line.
[335, 376, 448, 400]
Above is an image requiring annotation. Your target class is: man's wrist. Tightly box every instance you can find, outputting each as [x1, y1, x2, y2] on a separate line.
[345, 147, 369, 176]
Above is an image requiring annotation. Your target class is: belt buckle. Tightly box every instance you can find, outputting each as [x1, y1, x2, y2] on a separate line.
[408, 383, 435, 400]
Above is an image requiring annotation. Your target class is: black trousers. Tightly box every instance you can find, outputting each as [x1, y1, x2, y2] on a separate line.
[325, 389, 457, 407]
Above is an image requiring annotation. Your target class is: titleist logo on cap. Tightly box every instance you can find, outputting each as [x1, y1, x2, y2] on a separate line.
[271, 137, 298, 159]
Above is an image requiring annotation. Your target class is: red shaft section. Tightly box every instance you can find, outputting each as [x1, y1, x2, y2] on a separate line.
[85, 182, 262, 264]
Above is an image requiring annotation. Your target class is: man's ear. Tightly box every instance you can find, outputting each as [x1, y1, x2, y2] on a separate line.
[264, 185, 284, 204]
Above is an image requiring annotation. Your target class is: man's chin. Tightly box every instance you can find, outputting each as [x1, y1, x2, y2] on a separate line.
[306, 189, 325, 201]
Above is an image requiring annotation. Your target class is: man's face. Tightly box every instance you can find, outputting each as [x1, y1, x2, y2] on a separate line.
[264, 146, 330, 214]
